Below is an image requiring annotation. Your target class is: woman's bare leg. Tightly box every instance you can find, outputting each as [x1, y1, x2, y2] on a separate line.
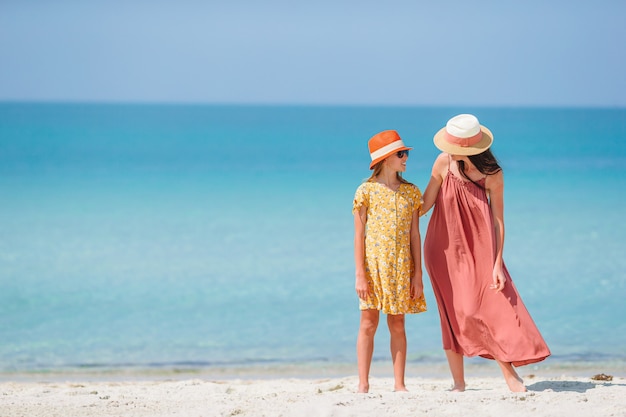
[496, 360, 527, 392]
[387, 314, 408, 391]
[445, 350, 466, 392]
[357, 310, 379, 393]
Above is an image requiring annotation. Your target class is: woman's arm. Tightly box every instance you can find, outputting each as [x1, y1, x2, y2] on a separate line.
[486, 171, 506, 292]
[419, 153, 446, 216]
[409, 208, 424, 299]
[354, 206, 370, 300]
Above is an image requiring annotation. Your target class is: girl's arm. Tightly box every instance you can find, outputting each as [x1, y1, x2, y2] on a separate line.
[486, 170, 506, 292]
[419, 153, 446, 216]
[354, 206, 370, 300]
[409, 207, 424, 299]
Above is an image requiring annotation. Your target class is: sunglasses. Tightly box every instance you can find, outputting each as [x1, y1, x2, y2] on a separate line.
[396, 150, 410, 158]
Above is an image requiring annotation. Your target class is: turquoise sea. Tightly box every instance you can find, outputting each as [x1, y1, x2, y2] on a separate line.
[1, 103, 625, 379]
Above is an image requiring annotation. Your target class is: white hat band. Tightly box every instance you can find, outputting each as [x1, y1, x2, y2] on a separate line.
[370, 140, 405, 161]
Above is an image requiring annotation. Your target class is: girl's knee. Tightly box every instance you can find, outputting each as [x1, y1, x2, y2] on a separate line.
[387, 314, 406, 333]
[359, 321, 378, 337]
[359, 311, 379, 334]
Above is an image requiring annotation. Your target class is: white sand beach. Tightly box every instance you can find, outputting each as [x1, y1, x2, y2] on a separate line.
[1, 371, 625, 417]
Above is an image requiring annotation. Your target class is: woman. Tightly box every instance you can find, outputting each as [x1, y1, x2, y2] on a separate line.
[421, 114, 550, 392]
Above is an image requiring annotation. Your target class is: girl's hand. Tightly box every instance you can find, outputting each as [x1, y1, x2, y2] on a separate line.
[355, 272, 370, 300]
[490, 266, 506, 292]
[410, 275, 424, 299]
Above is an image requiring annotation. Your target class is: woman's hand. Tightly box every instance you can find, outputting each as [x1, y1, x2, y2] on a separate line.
[490, 265, 506, 292]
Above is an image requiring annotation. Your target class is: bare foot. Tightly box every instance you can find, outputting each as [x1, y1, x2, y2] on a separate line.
[504, 374, 527, 392]
[449, 382, 466, 392]
[394, 385, 409, 392]
[497, 360, 527, 393]
[358, 383, 369, 393]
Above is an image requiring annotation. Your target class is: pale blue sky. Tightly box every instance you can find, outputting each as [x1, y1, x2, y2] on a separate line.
[1, 0, 625, 107]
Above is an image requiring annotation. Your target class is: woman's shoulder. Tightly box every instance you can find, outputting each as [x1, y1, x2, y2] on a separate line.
[429, 152, 449, 179]
[434, 152, 449, 168]
[485, 169, 504, 191]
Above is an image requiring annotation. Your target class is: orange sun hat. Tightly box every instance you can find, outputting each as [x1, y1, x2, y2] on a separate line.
[368, 130, 412, 169]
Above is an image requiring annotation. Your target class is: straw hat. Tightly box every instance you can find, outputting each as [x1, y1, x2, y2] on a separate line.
[368, 130, 412, 169]
[433, 114, 493, 156]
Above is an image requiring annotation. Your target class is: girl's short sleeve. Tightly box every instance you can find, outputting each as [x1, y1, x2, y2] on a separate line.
[352, 183, 369, 214]
[409, 185, 423, 213]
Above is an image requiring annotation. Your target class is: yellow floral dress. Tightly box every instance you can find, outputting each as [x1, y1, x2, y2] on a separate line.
[353, 181, 427, 315]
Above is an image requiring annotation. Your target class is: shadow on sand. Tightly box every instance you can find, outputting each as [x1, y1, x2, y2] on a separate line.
[527, 380, 617, 393]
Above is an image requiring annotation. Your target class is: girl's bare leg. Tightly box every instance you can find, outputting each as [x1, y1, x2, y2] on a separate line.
[496, 360, 527, 392]
[387, 314, 408, 391]
[357, 310, 379, 393]
[445, 350, 466, 392]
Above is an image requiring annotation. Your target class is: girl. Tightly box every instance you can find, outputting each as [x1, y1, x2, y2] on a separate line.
[421, 114, 550, 392]
[353, 130, 427, 393]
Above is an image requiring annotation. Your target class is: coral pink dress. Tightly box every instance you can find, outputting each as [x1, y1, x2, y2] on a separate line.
[424, 166, 550, 367]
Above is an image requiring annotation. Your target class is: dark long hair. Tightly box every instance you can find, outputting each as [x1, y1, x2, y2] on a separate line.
[457, 149, 501, 189]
